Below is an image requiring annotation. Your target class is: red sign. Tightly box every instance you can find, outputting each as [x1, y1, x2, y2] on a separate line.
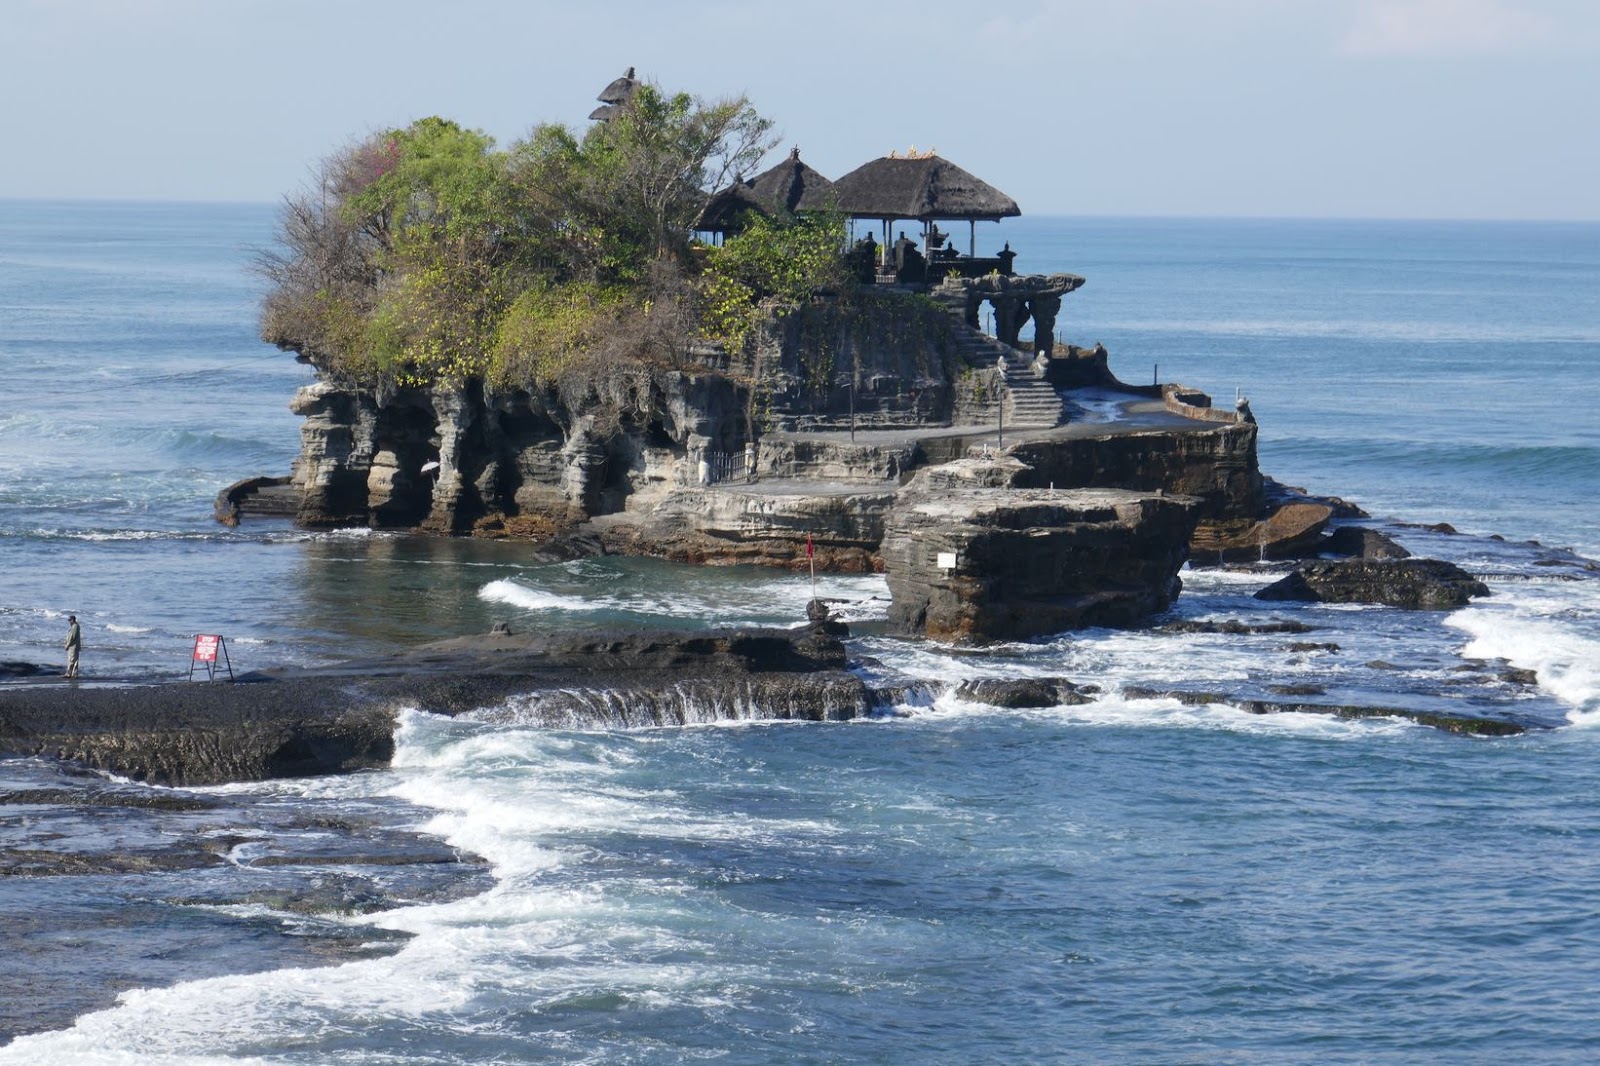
[805, 533, 814, 559]
[193, 635, 221, 663]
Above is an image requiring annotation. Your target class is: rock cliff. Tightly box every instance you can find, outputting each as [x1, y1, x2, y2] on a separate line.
[282, 292, 1007, 534]
[250, 277, 1283, 641]
[881, 458, 1202, 642]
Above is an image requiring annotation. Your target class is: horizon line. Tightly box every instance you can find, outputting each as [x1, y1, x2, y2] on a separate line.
[1, 195, 1596, 226]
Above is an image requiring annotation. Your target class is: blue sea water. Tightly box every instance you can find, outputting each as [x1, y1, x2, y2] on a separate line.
[2, 201, 1599, 1063]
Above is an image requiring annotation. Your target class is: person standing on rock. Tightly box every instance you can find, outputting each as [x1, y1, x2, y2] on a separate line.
[64, 614, 81, 679]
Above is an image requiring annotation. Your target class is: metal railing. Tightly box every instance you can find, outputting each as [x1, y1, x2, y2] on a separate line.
[689, 449, 756, 485]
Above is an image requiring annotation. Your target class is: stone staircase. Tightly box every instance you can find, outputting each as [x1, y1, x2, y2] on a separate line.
[949, 326, 1066, 428]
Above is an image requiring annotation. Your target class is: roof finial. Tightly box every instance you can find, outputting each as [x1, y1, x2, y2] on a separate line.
[789, 145, 800, 161]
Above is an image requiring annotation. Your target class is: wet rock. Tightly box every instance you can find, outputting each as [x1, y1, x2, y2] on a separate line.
[0, 662, 51, 678]
[214, 475, 297, 525]
[0, 847, 228, 877]
[1121, 685, 1528, 735]
[1323, 526, 1411, 559]
[953, 677, 1092, 708]
[0, 626, 864, 785]
[1255, 559, 1490, 609]
[0, 786, 221, 812]
[1501, 666, 1539, 686]
[0, 759, 493, 1042]
[1285, 642, 1341, 653]
[1193, 500, 1333, 563]
[882, 462, 1202, 643]
[1267, 683, 1327, 696]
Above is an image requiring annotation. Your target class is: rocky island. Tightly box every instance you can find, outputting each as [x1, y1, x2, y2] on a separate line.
[5, 70, 1538, 792]
[223, 70, 1308, 646]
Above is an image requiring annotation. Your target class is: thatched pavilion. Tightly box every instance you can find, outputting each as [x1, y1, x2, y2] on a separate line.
[589, 67, 640, 122]
[829, 152, 1021, 274]
[695, 147, 836, 240]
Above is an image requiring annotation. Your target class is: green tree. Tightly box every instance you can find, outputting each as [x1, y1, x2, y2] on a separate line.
[509, 84, 775, 285]
[699, 212, 851, 353]
[260, 78, 787, 389]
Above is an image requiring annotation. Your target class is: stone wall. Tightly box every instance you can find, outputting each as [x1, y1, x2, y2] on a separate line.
[749, 293, 963, 431]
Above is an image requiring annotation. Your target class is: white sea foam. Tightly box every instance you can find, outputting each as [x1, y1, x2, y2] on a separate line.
[1447, 594, 1600, 725]
[479, 578, 608, 614]
[0, 709, 819, 1063]
[901, 689, 1422, 741]
[479, 572, 890, 627]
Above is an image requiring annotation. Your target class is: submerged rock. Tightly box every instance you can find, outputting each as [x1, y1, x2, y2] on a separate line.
[1255, 559, 1490, 609]
[1121, 685, 1527, 736]
[953, 677, 1092, 708]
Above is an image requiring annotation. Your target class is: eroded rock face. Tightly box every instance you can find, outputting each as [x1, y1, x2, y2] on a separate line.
[0, 682, 397, 786]
[1009, 421, 1262, 521]
[1193, 500, 1334, 563]
[597, 486, 895, 572]
[882, 461, 1202, 643]
[1255, 559, 1489, 609]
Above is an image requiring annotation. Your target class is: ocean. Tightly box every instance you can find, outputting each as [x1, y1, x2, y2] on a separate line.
[1, 200, 1597, 1063]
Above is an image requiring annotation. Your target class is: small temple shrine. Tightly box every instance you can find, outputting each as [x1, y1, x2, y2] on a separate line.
[591, 69, 1085, 356]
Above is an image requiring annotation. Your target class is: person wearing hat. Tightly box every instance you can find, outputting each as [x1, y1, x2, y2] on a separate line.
[64, 614, 81, 679]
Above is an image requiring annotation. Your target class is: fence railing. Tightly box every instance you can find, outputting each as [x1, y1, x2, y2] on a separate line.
[689, 449, 754, 485]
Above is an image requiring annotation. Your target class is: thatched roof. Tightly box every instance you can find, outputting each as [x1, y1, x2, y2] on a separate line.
[830, 154, 1020, 222]
[747, 147, 835, 213]
[695, 148, 836, 232]
[597, 66, 638, 104]
[589, 66, 640, 121]
[695, 183, 765, 233]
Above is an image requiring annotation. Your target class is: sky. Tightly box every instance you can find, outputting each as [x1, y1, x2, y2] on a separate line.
[2, 0, 1597, 219]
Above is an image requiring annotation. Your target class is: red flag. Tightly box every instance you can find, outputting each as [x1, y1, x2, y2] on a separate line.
[805, 533, 814, 559]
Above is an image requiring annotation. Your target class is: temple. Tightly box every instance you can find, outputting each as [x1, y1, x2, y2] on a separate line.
[232, 70, 1283, 646]
[693, 139, 1082, 358]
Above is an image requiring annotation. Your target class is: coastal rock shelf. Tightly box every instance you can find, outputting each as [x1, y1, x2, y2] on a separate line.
[882, 460, 1202, 642]
[1256, 558, 1491, 609]
[0, 627, 867, 786]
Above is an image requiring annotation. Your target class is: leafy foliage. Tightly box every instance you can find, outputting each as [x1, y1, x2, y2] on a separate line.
[259, 77, 849, 396]
[491, 281, 624, 388]
[697, 212, 851, 354]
